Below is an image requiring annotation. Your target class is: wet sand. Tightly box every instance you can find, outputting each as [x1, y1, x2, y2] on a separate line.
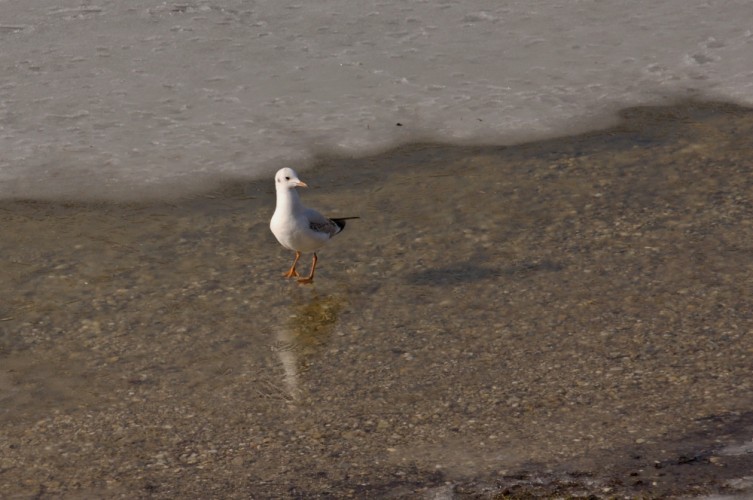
[2, 101, 753, 498]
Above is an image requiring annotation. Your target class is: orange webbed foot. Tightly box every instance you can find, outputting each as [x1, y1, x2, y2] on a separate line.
[282, 251, 302, 279]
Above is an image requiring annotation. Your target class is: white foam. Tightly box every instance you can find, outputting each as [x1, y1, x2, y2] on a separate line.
[1, 0, 752, 200]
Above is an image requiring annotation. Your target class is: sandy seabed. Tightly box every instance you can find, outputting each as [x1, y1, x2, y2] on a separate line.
[2, 101, 753, 498]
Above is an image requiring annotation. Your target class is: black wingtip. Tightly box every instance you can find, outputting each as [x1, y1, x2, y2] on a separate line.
[331, 216, 359, 231]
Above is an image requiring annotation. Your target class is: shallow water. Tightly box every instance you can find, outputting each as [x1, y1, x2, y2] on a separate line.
[2, 101, 753, 498]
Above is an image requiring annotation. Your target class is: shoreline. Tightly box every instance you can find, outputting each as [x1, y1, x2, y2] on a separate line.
[2, 100, 753, 498]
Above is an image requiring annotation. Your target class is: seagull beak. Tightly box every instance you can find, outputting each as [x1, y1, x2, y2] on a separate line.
[295, 180, 308, 188]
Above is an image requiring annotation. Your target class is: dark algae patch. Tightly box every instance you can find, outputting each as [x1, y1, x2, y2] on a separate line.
[2, 101, 753, 498]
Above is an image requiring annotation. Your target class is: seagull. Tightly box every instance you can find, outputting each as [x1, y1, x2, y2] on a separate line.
[270, 167, 358, 284]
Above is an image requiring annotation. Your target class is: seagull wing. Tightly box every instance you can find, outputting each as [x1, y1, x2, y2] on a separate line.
[305, 208, 341, 238]
[305, 209, 359, 238]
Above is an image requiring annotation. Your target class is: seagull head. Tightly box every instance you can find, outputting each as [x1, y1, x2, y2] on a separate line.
[275, 167, 308, 190]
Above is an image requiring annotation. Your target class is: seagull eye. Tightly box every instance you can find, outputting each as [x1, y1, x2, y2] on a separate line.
[285, 176, 290, 180]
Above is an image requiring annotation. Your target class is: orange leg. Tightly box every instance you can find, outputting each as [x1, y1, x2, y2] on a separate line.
[282, 251, 301, 278]
[297, 253, 318, 284]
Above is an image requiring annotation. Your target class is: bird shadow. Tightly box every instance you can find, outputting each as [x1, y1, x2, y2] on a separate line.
[405, 259, 565, 286]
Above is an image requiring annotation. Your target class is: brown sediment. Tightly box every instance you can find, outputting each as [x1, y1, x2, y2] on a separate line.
[1, 101, 753, 498]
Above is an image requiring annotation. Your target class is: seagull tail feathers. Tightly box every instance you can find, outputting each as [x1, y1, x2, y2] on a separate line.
[331, 216, 360, 232]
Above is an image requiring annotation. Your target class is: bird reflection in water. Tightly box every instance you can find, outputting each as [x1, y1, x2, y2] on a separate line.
[272, 292, 343, 401]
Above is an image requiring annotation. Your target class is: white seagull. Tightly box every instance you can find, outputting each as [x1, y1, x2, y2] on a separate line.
[270, 167, 358, 284]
